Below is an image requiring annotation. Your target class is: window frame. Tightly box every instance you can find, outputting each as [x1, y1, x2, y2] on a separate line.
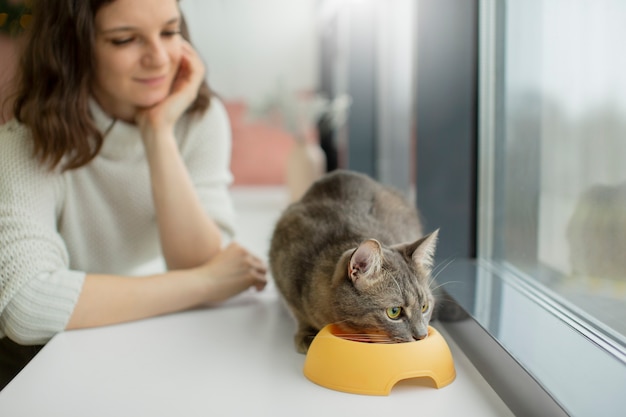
[414, 1, 621, 416]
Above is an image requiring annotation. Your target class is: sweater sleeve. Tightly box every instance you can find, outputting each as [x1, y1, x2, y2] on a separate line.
[0, 121, 85, 345]
[178, 97, 237, 240]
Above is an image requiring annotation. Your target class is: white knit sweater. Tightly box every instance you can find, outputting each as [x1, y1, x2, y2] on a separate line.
[0, 98, 236, 344]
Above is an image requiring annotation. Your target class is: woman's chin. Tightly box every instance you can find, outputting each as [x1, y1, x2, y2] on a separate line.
[136, 98, 165, 110]
[136, 92, 170, 109]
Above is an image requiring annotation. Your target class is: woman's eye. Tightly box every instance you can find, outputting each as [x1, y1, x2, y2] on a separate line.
[386, 306, 402, 320]
[162, 30, 181, 38]
[422, 303, 429, 313]
[111, 37, 134, 46]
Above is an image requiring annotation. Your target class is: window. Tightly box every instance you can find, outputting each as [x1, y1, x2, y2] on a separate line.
[416, 1, 626, 416]
[486, 0, 626, 345]
[478, 1, 626, 415]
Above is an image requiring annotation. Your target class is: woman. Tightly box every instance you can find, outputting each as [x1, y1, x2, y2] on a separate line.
[0, 0, 267, 388]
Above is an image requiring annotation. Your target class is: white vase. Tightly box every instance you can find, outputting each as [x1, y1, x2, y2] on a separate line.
[286, 141, 327, 203]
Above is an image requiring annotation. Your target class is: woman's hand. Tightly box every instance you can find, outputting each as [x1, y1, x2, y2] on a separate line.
[197, 242, 268, 305]
[67, 243, 268, 331]
[136, 40, 205, 138]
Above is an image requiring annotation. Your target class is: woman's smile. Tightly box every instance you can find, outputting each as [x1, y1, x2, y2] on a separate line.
[135, 75, 168, 86]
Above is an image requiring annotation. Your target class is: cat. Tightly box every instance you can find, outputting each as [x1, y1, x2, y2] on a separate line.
[269, 169, 440, 353]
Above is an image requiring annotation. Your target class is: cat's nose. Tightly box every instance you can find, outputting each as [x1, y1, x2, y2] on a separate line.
[413, 332, 428, 341]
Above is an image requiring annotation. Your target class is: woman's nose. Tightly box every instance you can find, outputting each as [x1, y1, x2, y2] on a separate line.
[142, 40, 168, 67]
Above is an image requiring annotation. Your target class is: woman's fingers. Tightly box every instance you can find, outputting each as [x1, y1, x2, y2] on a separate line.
[201, 242, 268, 302]
[171, 41, 205, 96]
[242, 251, 268, 291]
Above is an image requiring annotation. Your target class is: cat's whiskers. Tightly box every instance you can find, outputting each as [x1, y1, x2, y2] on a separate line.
[429, 280, 463, 293]
[426, 257, 458, 293]
[430, 255, 454, 276]
[430, 257, 457, 283]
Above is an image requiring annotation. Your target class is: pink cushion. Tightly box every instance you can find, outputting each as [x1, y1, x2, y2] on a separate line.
[225, 100, 296, 185]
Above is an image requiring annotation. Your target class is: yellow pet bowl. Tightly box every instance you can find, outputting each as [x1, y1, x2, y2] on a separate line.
[303, 324, 456, 395]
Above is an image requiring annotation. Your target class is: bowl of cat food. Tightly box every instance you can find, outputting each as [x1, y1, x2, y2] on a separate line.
[303, 324, 456, 395]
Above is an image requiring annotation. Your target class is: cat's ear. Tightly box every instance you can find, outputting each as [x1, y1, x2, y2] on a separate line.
[407, 229, 439, 273]
[348, 239, 383, 290]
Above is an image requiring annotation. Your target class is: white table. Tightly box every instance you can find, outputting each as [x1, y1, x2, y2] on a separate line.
[0, 187, 514, 416]
[0, 286, 513, 417]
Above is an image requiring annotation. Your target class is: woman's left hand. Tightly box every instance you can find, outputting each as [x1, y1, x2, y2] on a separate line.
[136, 40, 205, 138]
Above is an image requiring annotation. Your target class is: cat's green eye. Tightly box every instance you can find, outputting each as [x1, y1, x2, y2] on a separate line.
[421, 303, 429, 313]
[386, 306, 402, 319]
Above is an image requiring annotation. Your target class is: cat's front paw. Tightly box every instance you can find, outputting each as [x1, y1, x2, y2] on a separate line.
[294, 333, 316, 354]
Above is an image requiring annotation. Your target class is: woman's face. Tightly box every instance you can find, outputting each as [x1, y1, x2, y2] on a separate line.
[91, 0, 183, 122]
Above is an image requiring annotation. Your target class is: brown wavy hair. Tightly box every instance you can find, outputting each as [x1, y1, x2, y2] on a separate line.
[12, 0, 211, 171]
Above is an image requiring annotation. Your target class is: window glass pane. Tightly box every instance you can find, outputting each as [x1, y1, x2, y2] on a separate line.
[493, 0, 626, 346]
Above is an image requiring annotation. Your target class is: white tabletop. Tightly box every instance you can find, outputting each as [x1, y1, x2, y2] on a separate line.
[0, 287, 513, 417]
[0, 187, 514, 416]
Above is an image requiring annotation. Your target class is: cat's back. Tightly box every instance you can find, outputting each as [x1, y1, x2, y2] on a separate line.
[270, 171, 360, 254]
[271, 170, 422, 254]
[299, 169, 388, 208]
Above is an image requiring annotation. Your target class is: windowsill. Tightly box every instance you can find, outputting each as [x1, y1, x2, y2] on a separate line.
[437, 256, 626, 417]
[229, 185, 626, 417]
[440, 317, 570, 417]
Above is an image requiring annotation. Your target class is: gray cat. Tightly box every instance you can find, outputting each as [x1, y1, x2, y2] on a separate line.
[269, 170, 439, 353]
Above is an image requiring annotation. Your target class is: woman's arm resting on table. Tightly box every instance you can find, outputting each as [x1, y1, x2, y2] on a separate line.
[66, 242, 267, 330]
